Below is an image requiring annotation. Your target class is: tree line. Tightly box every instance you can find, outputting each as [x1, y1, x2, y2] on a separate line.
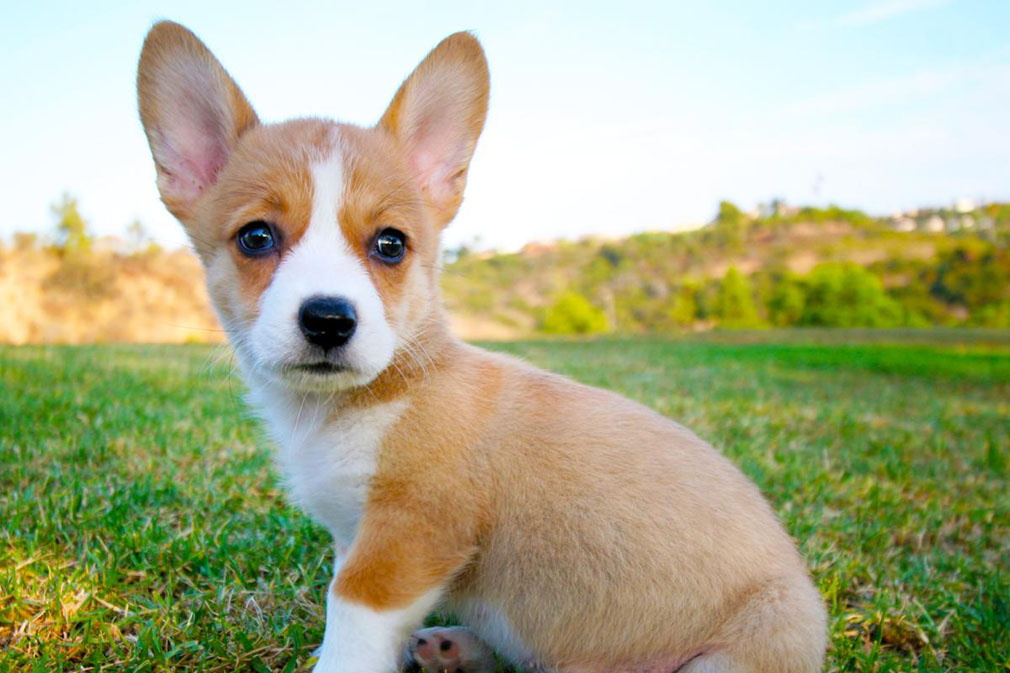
[449, 201, 1010, 334]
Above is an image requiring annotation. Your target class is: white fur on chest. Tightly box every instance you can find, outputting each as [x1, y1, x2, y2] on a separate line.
[250, 386, 406, 549]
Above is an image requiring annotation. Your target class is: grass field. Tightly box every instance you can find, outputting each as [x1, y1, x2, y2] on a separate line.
[1, 332, 1008, 672]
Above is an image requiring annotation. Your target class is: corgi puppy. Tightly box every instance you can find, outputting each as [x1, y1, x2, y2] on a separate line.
[137, 21, 826, 673]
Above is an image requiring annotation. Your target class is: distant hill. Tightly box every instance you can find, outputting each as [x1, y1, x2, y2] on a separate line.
[442, 201, 1010, 337]
[3, 202, 1009, 344]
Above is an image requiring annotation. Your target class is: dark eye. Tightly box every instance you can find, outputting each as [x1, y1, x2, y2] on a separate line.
[237, 221, 276, 256]
[373, 228, 406, 263]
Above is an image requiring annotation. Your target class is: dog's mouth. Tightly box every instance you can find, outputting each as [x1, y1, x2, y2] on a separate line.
[265, 358, 380, 392]
[265, 352, 388, 391]
[286, 361, 349, 376]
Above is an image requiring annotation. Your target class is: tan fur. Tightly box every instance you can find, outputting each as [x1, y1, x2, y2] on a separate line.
[138, 21, 826, 672]
[339, 341, 826, 672]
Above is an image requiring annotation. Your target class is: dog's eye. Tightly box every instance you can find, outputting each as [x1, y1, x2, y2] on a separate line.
[373, 228, 407, 263]
[237, 221, 276, 256]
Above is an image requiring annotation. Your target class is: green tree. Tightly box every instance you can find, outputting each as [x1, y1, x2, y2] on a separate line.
[931, 243, 1010, 308]
[767, 274, 806, 326]
[541, 292, 610, 335]
[44, 193, 115, 298]
[716, 267, 761, 328]
[51, 193, 92, 254]
[670, 281, 699, 327]
[969, 302, 1010, 328]
[801, 263, 902, 327]
[711, 200, 748, 251]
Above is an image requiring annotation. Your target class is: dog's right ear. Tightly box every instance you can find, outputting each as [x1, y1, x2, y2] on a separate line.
[137, 21, 259, 222]
[378, 32, 489, 228]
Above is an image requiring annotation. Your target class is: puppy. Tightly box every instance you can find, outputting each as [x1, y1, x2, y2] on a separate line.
[137, 21, 826, 673]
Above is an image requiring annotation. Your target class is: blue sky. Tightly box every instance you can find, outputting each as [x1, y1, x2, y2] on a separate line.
[1, 0, 1008, 251]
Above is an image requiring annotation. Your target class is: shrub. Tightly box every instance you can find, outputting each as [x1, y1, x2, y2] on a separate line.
[43, 254, 116, 300]
[670, 282, 700, 326]
[767, 274, 806, 326]
[931, 243, 1010, 307]
[716, 267, 762, 328]
[801, 263, 902, 327]
[540, 292, 609, 335]
[13, 232, 38, 252]
[969, 302, 1010, 328]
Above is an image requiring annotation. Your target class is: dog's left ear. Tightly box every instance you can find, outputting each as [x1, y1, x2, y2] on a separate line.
[379, 32, 489, 227]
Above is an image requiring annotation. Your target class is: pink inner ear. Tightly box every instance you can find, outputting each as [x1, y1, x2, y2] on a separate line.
[156, 131, 227, 204]
[153, 92, 232, 205]
[408, 117, 467, 207]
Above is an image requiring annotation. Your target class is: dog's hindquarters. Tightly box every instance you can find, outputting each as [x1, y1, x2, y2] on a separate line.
[448, 354, 826, 671]
[678, 576, 827, 673]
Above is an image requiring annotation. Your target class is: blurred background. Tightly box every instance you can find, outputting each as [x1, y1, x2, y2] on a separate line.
[2, 0, 1009, 342]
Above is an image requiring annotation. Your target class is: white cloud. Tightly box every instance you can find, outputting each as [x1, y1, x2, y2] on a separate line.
[779, 54, 1010, 118]
[797, 0, 954, 30]
[835, 0, 953, 26]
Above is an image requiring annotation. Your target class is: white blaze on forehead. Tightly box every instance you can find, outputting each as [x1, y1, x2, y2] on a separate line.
[245, 133, 397, 384]
[309, 151, 343, 240]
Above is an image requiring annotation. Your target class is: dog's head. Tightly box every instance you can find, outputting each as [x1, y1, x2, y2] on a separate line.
[137, 22, 488, 390]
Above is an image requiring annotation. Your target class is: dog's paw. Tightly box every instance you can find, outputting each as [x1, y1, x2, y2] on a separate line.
[403, 626, 497, 673]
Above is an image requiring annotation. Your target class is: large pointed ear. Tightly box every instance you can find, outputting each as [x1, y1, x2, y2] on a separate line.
[379, 32, 489, 226]
[137, 21, 259, 221]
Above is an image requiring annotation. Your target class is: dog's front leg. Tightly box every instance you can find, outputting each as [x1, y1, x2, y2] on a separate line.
[312, 479, 479, 673]
[312, 574, 441, 673]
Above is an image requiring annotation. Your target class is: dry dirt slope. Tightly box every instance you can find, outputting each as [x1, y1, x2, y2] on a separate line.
[0, 248, 221, 344]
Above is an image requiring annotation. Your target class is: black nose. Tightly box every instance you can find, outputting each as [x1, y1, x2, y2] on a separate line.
[298, 296, 357, 350]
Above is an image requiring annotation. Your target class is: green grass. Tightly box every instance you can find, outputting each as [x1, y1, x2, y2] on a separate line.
[1, 332, 1008, 672]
